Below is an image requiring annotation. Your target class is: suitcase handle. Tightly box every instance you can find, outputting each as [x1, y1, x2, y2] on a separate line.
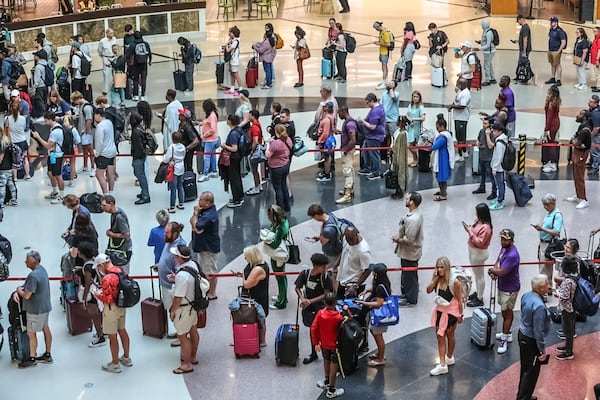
[150, 265, 161, 300]
[173, 52, 181, 72]
[489, 276, 497, 314]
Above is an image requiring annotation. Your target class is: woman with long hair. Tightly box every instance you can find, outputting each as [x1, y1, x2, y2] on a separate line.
[464, 203, 493, 307]
[198, 98, 220, 182]
[163, 130, 186, 213]
[390, 115, 408, 199]
[62, 115, 81, 185]
[246, 110, 264, 196]
[235, 89, 252, 131]
[542, 85, 561, 172]
[253, 31, 276, 89]
[430, 114, 454, 201]
[136, 100, 153, 130]
[426, 256, 463, 376]
[221, 114, 244, 208]
[265, 205, 290, 310]
[293, 26, 308, 88]
[110, 44, 126, 105]
[333, 23, 347, 83]
[401, 21, 417, 80]
[46, 89, 72, 118]
[326, 18, 338, 44]
[573, 28, 590, 90]
[6, 102, 29, 181]
[355, 263, 393, 367]
[0, 120, 17, 211]
[406, 90, 425, 166]
[266, 124, 292, 211]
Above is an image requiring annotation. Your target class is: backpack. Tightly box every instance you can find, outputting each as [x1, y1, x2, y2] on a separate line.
[516, 57, 533, 83]
[192, 44, 202, 64]
[50, 45, 59, 64]
[237, 127, 252, 156]
[344, 33, 356, 53]
[497, 138, 516, 171]
[468, 52, 482, 73]
[79, 192, 103, 213]
[55, 66, 69, 86]
[178, 264, 210, 311]
[59, 125, 74, 155]
[274, 33, 284, 49]
[143, 129, 159, 155]
[0, 233, 12, 264]
[387, 31, 395, 51]
[134, 42, 149, 64]
[108, 270, 141, 308]
[8, 60, 25, 81]
[449, 266, 472, 304]
[9, 143, 23, 170]
[353, 119, 366, 146]
[105, 107, 126, 144]
[325, 213, 355, 255]
[489, 28, 500, 46]
[43, 64, 55, 87]
[77, 53, 91, 77]
[414, 39, 421, 50]
[573, 276, 599, 316]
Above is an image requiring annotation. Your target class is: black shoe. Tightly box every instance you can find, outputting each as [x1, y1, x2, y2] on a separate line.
[35, 352, 53, 364]
[555, 80, 561, 87]
[468, 292, 478, 301]
[472, 188, 486, 194]
[544, 78, 556, 84]
[489, 79, 497, 84]
[591, 86, 597, 90]
[18, 358, 37, 368]
[486, 193, 497, 200]
[481, 81, 491, 86]
[339, 8, 349, 13]
[303, 353, 318, 364]
[593, 88, 600, 93]
[135, 198, 151, 205]
[136, 194, 143, 199]
[467, 298, 484, 307]
[359, 346, 369, 353]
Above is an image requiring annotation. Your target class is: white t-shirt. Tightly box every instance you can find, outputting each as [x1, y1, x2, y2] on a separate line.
[94, 118, 117, 158]
[338, 239, 371, 286]
[453, 88, 471, 122]
[164, 143, 186, 176]
[460, 52, 476, 79]
[7, 115, 27, 143]
[174, 261, 198, 302]
[229, 38, 240, 66]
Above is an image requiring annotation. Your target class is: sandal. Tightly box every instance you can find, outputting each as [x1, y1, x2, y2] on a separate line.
[433, 195, 448, 201]
[409, 163, 418, 168]
[368, 360, 386, 367]
[173, 367, 194, 374]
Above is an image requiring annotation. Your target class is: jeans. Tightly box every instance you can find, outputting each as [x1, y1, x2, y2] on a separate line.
[169, 174, 184, 207]
[203, 140, 220, 175]
[185, 63, 195, 90]
[270, 164, 290, 212]
[263, 62, 273, 86]
[483, 50, 496, 82]
[335, 51, 347, 79]
[132, 158, 149, 199]
[494, 171, 505, 203]
[478, 159, 497, 193]
[403, 44, 415, 78]
[0, 169, 16, 206]
[110, 87, 125, 105]
[591, 134, 600, 169]
[576, 62, 587, 85]
[363, 138, 382, 174]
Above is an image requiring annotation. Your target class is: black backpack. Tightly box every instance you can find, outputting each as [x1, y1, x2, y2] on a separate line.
[0, 233, 12, 264]
[143, 129, 159, 155]
[469, 52, 482, 73]
[236, 127, 252, 156]
[79, 192, 103, 213]
[105, 107, 126, 144]
[178, 264, 210, 311]
[134, 42, 149, 64]
[109, 270, 141, 308]
[344, 33, 356, 53]
[44, 64, 55, 87]
[325, 213, 355, 256]
[77, 53, 91, 77]
[53, 125, 74, 155]
[489, 28, 500, 46]
[497, 138, 516, 171]
[8, 60, 24, 81]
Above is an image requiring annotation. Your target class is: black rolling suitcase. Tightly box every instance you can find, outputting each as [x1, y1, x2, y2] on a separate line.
[336, 317, 364, 377]
[58, 82, 71, 103]
[173, 52, 187, 91]
[125, 75, 133, 100]
[216, 50, 225, 86]
[274, 301, 300, 366]
[183, 171, 197, 202]
[7, 294, 30, 362]
[83, 83, 93, 103]
[418, 150, 431, 172]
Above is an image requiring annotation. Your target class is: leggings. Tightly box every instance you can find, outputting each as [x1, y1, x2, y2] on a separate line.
[468, 246, 489, 301]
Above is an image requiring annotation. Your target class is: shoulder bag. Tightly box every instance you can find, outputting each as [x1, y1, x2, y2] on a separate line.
[218, 149, 231, 166]
[286, 229, 301, 265]
[544, 213, 567, 260]
[369, 285, 400, 327]
[106, 237, 131, 266]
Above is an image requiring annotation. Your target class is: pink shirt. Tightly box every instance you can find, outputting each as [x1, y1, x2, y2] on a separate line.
[467, 221, 492, 250]
[267, 137, 292, 168]
[201, 112, 218, 143]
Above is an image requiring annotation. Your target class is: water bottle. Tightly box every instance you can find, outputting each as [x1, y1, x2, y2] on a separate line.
[117, 290, 125, 307]
[49, 152, 56, 165]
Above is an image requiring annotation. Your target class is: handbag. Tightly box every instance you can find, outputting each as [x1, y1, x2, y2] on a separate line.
[218, 149, 231, 166]
[17, 74, 28, 88]
[431, 52, 443, 68]
[306, 121, 319, 141]
[166, 163, 174, 183]
[196, 309, 207, 329]
[385, 168, 398, 189]
[370, 285, 400, 327]
[113, 72, 127, 88]
[0, 262, 9, 282]
[286, 230, 301, 265]
[249, 143, 267, 163]
[298, 46, 311, 60]
[106, 237, 131, 266]
[544, 213, 567, 260]
[155, 162, 168, 183]
[573, 55, 583, 66]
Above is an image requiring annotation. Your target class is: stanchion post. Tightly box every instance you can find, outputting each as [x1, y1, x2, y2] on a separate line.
[518, 134, 526, 175]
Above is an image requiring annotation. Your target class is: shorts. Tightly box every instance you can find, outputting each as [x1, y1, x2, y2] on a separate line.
[26, 312, 49, 332]
[547, 51, 562, 67]
[95, 156, 115, 170]
[198, 251, 219, 275]
[498, 290, 518, 311]
[435, 310, 457, 331]
[321, 348, 338, 363]
[173, 304, 197, 335]
[103, 304, 126, 335]
[49, 156, 63, 176]
[14, 140, 29, 153]
[379, 54, 389, 64]
[369, 320, 389, 335]
[229, 63, 239, 73]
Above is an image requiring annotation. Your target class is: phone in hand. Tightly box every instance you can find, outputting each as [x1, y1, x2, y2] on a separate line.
[304, 236, 318, 243]
[155, 112, 162, 118]
[510, 39, 517, 44]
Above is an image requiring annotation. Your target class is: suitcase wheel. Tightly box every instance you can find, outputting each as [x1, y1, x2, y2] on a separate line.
[235, 353, 241, 359]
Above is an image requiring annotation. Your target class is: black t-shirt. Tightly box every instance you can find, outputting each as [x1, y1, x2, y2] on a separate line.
[0, 144, 13, 170]
[283, 120, 296, 140]
[179, 121, 198, 147]
[428, 30, 448, 56]
[519, 24, 532, 54]
[373, 283, 390, 300]
[295, 269, 333, 300]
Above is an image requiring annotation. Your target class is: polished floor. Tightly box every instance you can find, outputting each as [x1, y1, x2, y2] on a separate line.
[1, 0, 600, 399]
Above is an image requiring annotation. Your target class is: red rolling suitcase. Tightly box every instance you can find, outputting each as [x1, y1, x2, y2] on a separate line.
[141, 266, 167, 339]
[245, 55, 258, 88]
[232, 291, 260, 358]
[66, 298, 93, 335]
[471, 70, 482, 90]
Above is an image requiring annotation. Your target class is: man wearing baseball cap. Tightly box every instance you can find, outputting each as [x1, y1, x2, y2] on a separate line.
[488, 228, 521, 355]
[456, 41, 477, 87]
[372, 21, 392, 90]
[545, 16, 567, 86]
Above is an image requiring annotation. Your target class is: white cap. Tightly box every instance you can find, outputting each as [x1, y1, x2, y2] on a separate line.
[460, 41, 472, 49]
[10, 89, 19, 97]
[93, 253, 111, 266]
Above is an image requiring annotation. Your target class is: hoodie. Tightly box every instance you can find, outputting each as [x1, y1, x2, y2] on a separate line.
[33, 58, 48, 88]
[310, 308, 343, 350]
[480, 20, 496, 53]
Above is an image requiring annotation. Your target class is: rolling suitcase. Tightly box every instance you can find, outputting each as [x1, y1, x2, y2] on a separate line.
[141, 266, 167, 338]
[336, 317, 364, 377]
[274, 301, 299, 366]
[393, 60, 405, 82]
[418, 149, 431, 172]
[125, 76, 133, 100]
[321, 58, 335, 79]
[431, 66, 447, 87]
[246, 56, 258, 88]
[233, 322, 260, 358]
[8, 300, 30, 362]
[506, 172, 533, 207]
[58, 82, 71, 103]
[183, 171, 198, 202]
[216, 48, 225, 86]
[66, 298, 93, 335]
[173, 52, 187, 91]
[470, 279, 497, 349]
[472, 145, 480, 175]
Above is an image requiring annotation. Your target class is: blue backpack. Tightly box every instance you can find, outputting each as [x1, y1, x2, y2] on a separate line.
[573, 276, 599, 316]
[192, 44, 202, 64]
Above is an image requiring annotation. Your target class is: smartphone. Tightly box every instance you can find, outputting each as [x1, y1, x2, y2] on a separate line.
[155, 112, 162, 117]
[304, 236, 317, 243]
[530, 224, 536, 228]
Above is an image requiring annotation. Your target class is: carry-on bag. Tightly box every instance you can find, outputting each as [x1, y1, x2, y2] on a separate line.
[506, 172, 533, 207]
[66, 298, 93, 335]
[274, 299, 300, 366]
[141, 266, 167, 338]
[321, 58, 335, 79]
[470, 278, 497, 349]
[8, 297, 30, 362]
[183, 171, 198, 202]
[173, 52, 187, 91]
[246, 54, 258, 88]
[472, 145, 480, 175]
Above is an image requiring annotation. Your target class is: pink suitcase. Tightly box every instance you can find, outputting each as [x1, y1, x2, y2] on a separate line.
[233, 322, 260, 358]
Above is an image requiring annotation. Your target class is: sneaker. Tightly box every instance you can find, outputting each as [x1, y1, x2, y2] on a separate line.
[78, 167, 88, 173]
[429, 364, 448, 376]
[223, 89, 236, 94]
[542, 163, 553, 173]
[399, 299, 416, 307]
[472, 188, 486, 194]
[556, 352, 574, 360]
[490, 201, 505, 211]
[35, 352, 53, 364]
[316, 380, 329, 389]
[261, 85, 272, 89]
[445, 355, 455, 366]
[7, 199, 18, 206]
[89, 169, 96, 177]
[557, 330, 577, 340]
[89, 336, 107, 348]
[68, 181, 76, 187]
[245, 187, 261, 195]
[566, 195, 580, 202]
[366, 172, 382, 181]
[197, 174, 209, 182]
[168, 207, 176, 213]
[376, 81, 386, 90]
[18, 358, 38, 368]
[456, 155, 464, 162]
[544, 78, 556, 84]
[102, 362, 122, 373]
[576, 199, 589, 209]
[579, 85, 589, 91]
[227, 200, 244, 208]
[466, 298, 484, 307]
[231, 91, 240, 97]
[44, 192, 58, 199]
[326, 388, 345, 398]
[119, 356, 133, 367]
[358, 168, 371, 175]
[468, 292, 478, 301]
[209, 172, 219, 178]
[50, 196, 64, 204]
[556, 346, 567, 353]
[497, 339, 508, 354]
[574, 83, 582, 89]
[176, 204, 185, 210]
[316, 173, 331, 182]
[23, 176, 31, 181]
[495, 332, 513, 342]
[486, 192, 497, 200]
[132, 95, 139, 101]
[141, 96, 148, 101]
[555, 80, 562, 87]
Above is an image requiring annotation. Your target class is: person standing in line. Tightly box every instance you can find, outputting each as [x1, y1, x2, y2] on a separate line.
[93, 108, 117, 194]
[406, 90, 426, 167]
[266, 124, 292, 212]
[381, 80, 400, 163]
[253, 32, 276, 90]
[129, 111, 151, 205]
[223, 26, 241, 94]
[246, 110, 264, 196]
[587, 95, 600, 176]
[126, 31, 152, 101]
[430, 114, 454, 201]
[489, 123, 508, 211]
[158, 89, 183, 151]
[391, 191, 423, 307]
[335, 107, 357, 204]
[0, 121, 18, 212]
[472, 117, 497, 199]
[31, 49, 49, 103]
[31, 111, 65, 204]
[264, 205, 290, 310]
[77, 240, 105, 348]
[93, 253, 133, 373]
[541, 85, 561, 173]
[455, 41, 476, 88]
[293, 25, 308, 88]
[168, 245, 200, 374]
[514, 15, 532, 66]
[499, 76, 516, 138]
[589, 26, 600, 93]
[222, 114, 244, 208]
[177, 36, 197, 93]
[488, 228, 521, 355]
[545, 16, 567, 87]
[97, 28, 117, 96]
[280, 108, 296, 198]
[448, 77, 471, 161]
[164, 131, 186, 213]
[333, 23, 347, 84]
[147, 209, 170, 264]
[567, 109, 592, 208]
[555, 255, 578, 360]
[190, 191, 220, 300]
[478, 20, 496, 86]
[316, 101, 336, 182]
[123, 24, 134, 50]
[177, 109, 199, 173]
[427, 22, 449, 64]
[464, 203, 493, 308]
[372, 21, 392, 90]
[71, 91, 95, 176]
[69, 41, 88, 95]
[390, 116, 409, 200]
[197, 99, 220, 182]
[426, 256, 463, 376]
[100, 194, 132, 274]
[531, 193, 563, 292]
[358, 93, 386, 180]
[515, 275, 551, 400]
[14, 250, 53, 368]
[573, 28, 591, 90]
[400, 22, 416, 80]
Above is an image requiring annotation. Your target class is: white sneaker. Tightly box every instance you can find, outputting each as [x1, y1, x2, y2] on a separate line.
[119, 356, 133, 367]
[566, 195, 579, 202]
[576, 199, 589, 209]
[102, 362, 121, 373]
[445, 355, 455, 366]
[141, 96, 148, 101]
[316, 380, 328, 389]
[456, 155, 464, 162]
[574, 83, 582, 89]
[549, 162, 557, 172]
[68, 181, 75, 188]
[208, 172, 219, 178]
[132, 95, 139, 101]
[578, 84, 589, 91]
[497, 339, 508, 354]
[197, 174, 209, 182]
[495, 332, 513, 342]
[326, 388, 345, 398]
[375, 81, 386, 90]
[50, 196, 64, 204]
[89, 169, 96, 177]
[78, 167, 88, 173]
[542, 163, 553, 173]
[429, 364, 448, 376]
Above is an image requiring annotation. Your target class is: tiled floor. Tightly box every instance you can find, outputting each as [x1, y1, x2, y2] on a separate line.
[1, 0, 600, 399]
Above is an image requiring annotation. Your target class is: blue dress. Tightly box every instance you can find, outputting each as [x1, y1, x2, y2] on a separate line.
[431, 135, 451, 182]
[406, 104, 424, 143]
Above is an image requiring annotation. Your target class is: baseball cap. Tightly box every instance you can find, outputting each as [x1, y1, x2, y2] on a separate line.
[33, 49, 47, 60]
[550, 16, 559, 23]
[170, 244, 191, 259]
[10, 89, 19, 98]
[70, 41, 81, 49]
[372, 21, 382, 29]
[460, 41, 472, 49]
[238, 89, 250, 98]
[320, 100, 334, 109]
[369, 263, 387, 273]
[499, 228, 515, 240]
[178, 109, 192, 119]
[93, 253, 111, 266]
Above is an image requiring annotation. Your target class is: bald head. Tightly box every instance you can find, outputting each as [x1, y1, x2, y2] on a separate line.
[344, 226, 360, 246]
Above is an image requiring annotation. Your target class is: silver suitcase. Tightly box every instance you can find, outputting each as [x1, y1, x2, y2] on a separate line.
[431, 66, 447, 87]
[470, 279, 496, 349]
[472, 145, 479, 175]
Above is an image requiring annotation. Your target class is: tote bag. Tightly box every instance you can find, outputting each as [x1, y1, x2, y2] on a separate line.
[370, 285, 400, 327]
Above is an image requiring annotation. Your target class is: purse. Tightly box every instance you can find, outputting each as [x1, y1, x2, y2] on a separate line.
[306, 121, 319, 141]
[155, 162, 168, 183]
[286, 230, 301, 265]
[106, 237, 131, 266]
[166, 163, 174, 183]
[431, 52, 443, 68]
[298, 46, 311, 60]
[544, 213, 567, 260]
[196, 309, 207, 329]
[370, 285, 400, 327]
[573, 55, 583, 66]
[17, 74, 28, 88]
[218, 149, 231, 166]
[113, 72, 127, 88]
[249, 143, 267, 163]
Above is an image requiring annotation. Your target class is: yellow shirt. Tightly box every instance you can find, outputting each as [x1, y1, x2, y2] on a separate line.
[379, 30, 391, 56]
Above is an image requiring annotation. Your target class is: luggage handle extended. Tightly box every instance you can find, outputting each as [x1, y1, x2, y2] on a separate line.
[489, 276, 497, 314]
[173, 51, 181, 72]
[149, 265, 162, 300]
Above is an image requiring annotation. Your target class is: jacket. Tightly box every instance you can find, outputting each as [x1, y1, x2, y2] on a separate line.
[255, 39, 276, 63]
[181, 44, 195, 66]
[480, 20, 496, 53]
[310, 308, 342, 350]
[467, 221, 492, 250]
[430, 130, 454, 180]
[491, 133, 507, 172]
[130, 125, 146, 160]
[33, 59, 48, 88]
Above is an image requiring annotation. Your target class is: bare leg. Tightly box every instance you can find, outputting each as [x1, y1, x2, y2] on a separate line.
[118, 328, 130, 358]
[373, 333, 385, 362]
[446, 324, 456, 358]
[178, 332, 192, 371]
[27, 331, 38, 358]
[502, 309, 514, 334]
[106, 164, 116, 192]
[95, 168, 108, 194]
[436, 333, 447, 366]
[108, 333, 119, 364]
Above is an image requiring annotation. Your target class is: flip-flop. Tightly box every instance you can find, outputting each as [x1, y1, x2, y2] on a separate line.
[192, 360, 199, 365]
[433, 195, 447, 201]
[208, 296, 218, 301]
[173, 367, 194, 374]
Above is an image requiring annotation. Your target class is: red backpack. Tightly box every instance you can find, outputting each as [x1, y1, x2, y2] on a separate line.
[19, 91, 32, 112]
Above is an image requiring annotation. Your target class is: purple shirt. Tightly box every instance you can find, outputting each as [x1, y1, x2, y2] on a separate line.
[501, 87, 516, 123]
[341, 119, 357, 151]
[364, 104, 385, 141]
[497, 245, 521, 293]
